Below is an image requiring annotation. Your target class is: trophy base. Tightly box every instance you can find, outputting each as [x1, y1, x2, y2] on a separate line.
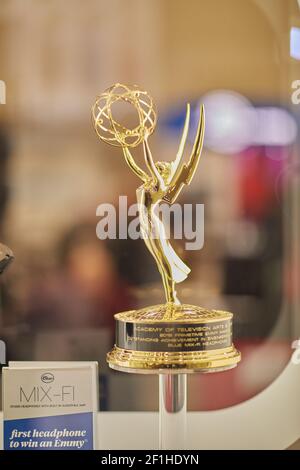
[107, 303, 241, 374]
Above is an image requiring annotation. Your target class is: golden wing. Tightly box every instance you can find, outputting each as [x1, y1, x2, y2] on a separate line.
[163, 104, 205, 204]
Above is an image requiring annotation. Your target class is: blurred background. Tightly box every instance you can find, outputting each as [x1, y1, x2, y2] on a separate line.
[0, 0, 299, 412]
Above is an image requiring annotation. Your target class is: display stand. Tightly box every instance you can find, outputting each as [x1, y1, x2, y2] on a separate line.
[159, 374, 187, 450]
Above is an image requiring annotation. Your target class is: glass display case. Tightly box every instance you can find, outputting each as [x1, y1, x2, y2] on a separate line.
[0, 0, 299, 450]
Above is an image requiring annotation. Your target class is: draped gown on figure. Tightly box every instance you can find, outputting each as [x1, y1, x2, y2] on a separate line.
[137, 184, 191, 300]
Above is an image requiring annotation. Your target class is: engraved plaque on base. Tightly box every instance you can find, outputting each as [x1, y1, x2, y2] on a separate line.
[107, 304, 240, 373]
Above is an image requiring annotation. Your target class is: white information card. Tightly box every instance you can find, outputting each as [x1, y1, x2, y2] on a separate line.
[2, 361, 99, 450]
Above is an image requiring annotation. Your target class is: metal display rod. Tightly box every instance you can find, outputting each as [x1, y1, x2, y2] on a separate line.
[159, 374, 187, 450]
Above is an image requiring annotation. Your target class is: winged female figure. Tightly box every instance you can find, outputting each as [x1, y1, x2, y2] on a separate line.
[122, 103, 205, 305]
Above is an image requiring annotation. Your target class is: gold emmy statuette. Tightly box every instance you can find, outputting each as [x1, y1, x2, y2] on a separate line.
[92, 84, 241, 373]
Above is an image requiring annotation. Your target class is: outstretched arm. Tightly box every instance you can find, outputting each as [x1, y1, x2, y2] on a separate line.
[123, 147, 150, 183]
[163, 104, 205, 204]
[143, 135, 165, 189]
